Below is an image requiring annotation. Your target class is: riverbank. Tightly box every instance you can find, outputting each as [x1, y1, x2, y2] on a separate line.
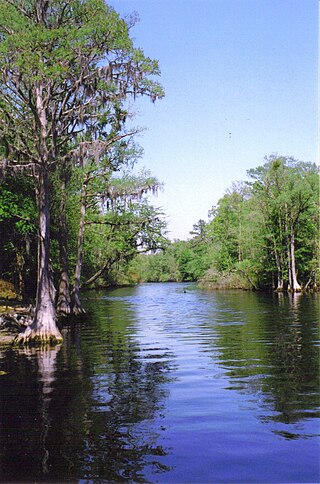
[0, 280, 28, 344]
[199, 270, 253, 290]
[0, 305, 31, 345]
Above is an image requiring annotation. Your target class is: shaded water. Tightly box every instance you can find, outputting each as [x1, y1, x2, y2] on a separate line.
[0, 283, 319, 483]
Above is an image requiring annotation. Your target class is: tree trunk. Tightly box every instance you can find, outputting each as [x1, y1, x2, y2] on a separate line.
[237, 206, 242, 262]
[82, 258, 115, 288]
[237, 269, 257, 291]
[290, 222, 301, 292]
[57, 176, 71, 316]
[275, 275, 284, 292]
[15, 169, 62, 345]
[71, 173, 88, 315]
[304, 272, 314, 291]
[272, 236, 284, 292]
[15, 83, 62, 344]
[15, 248, 25, 299]
[284, 203, 293, 292]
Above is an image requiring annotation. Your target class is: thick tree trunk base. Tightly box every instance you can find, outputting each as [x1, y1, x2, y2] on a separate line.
[56, 301, 72, 317]
[288, 287, 302, 293]
[13, 325, 63, 347]
[274, 287, 284, 293]
[57, 274, 72, 317]
[274, 280, 284, 292]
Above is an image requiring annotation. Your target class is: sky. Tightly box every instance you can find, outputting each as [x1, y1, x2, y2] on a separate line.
[109, 0, 318, 240]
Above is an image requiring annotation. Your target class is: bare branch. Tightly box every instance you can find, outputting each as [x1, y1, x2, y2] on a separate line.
[6, 0, 32, 20]
[84, 219, 133, 226]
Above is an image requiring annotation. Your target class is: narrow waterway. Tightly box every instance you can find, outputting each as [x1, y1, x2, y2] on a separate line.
[0, 283, 319, 483]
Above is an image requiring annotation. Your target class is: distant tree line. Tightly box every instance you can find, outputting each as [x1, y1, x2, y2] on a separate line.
[122, 156, 319, 292]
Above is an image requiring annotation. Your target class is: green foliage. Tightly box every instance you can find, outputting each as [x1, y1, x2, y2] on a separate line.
[134, 156, 319, 292]
[78, 166, 169, 288]
[126, 248, 180, 284]
[0, 175, 37, 295]
[126, 237, 212, 284]
[0, 176, 36, 233]
[247, 156, 319, 288]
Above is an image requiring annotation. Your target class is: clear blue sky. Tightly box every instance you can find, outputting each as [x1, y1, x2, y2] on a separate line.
[109, 0, 318, 240]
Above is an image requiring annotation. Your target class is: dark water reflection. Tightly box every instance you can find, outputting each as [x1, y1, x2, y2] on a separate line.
[0, 284, 319, 482]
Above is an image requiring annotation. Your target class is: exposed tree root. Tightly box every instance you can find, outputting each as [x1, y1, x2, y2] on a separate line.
[13, 326, 63, 347]
[71, 290, 86, 317]
[71, 304, 86, 317]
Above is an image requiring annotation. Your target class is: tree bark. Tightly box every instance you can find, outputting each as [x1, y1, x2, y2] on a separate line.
[272, 238, 284, 292]
[71, 173, 88, 315]
[57, 176, 71, 316]
[272, 233, 284, 292]
[81, 256, 117, 289]
[290, 222, 301, 292]
[15, 169, 62, 345]
[237, 205, 242, 262]
[15, 83, 62, 345]
[15, 248, 25, 299]
[284, 202, 293, 292]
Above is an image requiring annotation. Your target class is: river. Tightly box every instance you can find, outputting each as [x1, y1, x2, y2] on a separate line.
[0, 283, 319, 483]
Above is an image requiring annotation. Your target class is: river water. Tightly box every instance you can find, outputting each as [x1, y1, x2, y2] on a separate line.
[0, 283, 319, 483]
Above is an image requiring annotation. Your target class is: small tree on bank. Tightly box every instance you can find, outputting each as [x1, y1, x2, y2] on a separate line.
[0, 0, 163, 344]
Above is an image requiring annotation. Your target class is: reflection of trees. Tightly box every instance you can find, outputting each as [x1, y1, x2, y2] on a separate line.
[206, 291, 319, 428]
[0, 290, 175, 482]
[263, 293, 319, 425]
[0, 345, 61, 481]
[49, 294, 175, 482]
[34, 346, 61, 475]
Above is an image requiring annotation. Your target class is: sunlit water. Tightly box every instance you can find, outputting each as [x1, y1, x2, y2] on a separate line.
[0, 283, 319, 483]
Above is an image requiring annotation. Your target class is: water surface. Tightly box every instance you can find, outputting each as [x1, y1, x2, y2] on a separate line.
[0, 283, 319, 482]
